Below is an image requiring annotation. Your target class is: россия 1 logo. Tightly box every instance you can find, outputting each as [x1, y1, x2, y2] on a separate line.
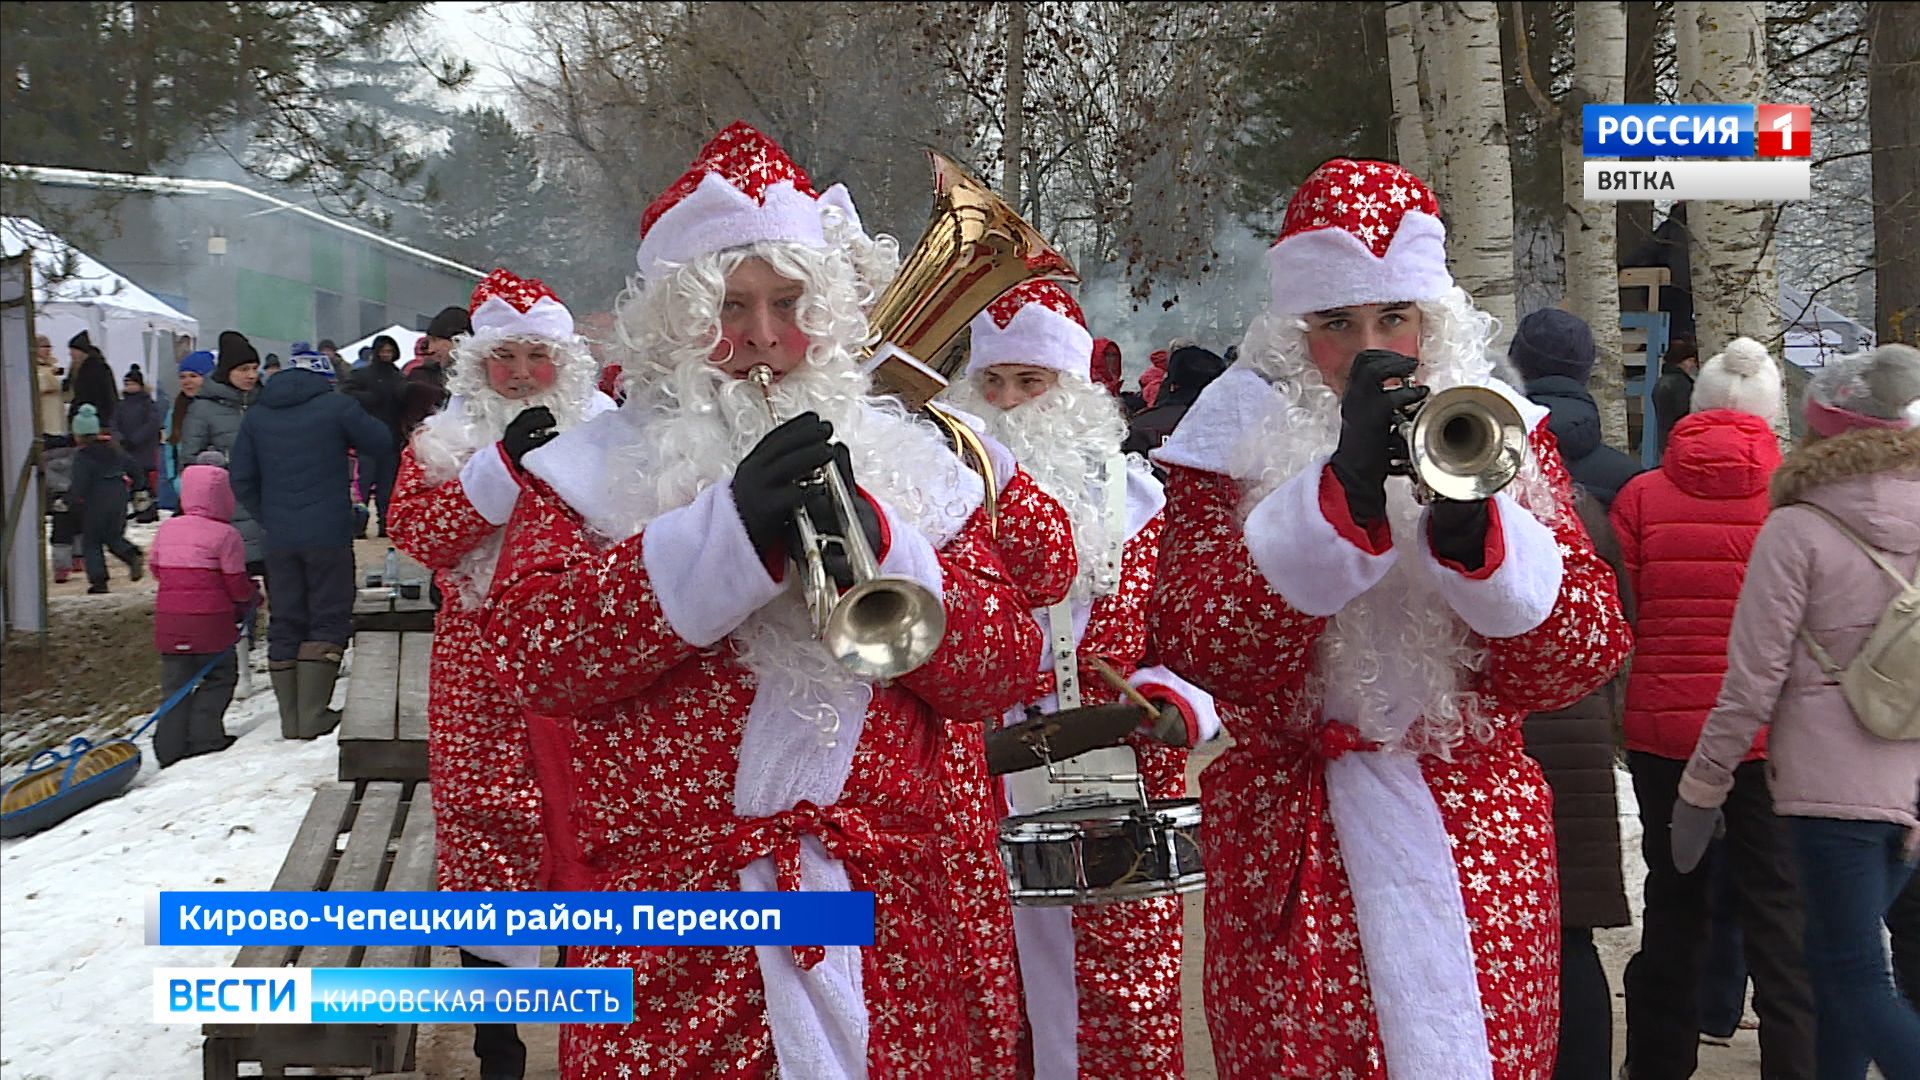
[1581, 103, 1812, 202]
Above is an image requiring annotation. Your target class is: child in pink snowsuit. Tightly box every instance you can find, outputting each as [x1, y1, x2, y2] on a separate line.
[150, 464, 256, 766]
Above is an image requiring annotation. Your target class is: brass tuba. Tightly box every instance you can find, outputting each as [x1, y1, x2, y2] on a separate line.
[861, 150, 1079, 533]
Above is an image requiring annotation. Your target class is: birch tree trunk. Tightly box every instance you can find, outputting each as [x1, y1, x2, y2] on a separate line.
[1001, 1, 1027, 207]
[1565, 2, 1629, 448]
[1416, 1, 1454, 203]
[1675, 1, 1787, 436]
[1385, 2, 1430, 176]
[1436, 1, 1517, 349]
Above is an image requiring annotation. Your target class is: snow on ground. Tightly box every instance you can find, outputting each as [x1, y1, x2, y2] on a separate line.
[0, 656, 347, 1080]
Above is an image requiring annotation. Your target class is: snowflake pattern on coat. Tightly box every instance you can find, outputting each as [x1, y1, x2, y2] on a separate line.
[1147, 426, 1631, 1079]
[484, 476, 1046, 1079]
[386, 447, 545, 894]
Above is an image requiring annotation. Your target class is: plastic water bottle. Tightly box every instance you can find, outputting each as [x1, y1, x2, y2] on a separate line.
[384, 547, 398, 597]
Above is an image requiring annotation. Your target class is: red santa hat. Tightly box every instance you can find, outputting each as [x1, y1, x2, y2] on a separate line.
[635, 121, 862, 282]
[1267, 158, 1453, 316]
[469, 268, 574, 340]
[964, 280, 1095, 379]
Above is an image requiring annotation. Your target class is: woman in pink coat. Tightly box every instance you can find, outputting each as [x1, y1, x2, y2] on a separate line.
[1673, 344, 1920, 1079]
[150, 464, 256, 766]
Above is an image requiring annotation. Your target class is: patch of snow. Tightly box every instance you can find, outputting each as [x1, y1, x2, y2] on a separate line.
[0, 658, 352, 1079]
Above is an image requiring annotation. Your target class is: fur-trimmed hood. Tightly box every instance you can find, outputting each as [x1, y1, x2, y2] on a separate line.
[1771, 426, 1920, 554]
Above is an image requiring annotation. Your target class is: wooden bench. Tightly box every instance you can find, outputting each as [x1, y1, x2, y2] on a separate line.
[353, 550, 436, 633]
[201, 780, 436, 1080]
[339, 630, 431, 783]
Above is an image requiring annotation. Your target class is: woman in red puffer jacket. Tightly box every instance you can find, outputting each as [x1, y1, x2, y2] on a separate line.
[1610, 336, 1818, 1077]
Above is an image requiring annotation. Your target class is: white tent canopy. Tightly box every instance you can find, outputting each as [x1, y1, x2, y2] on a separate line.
[1, 216, 198, 387]
[342, 324, 424, 367]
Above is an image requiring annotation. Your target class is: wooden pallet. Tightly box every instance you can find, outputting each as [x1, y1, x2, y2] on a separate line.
[201, 781, 436, 1080]
[339, 631, 431, 783]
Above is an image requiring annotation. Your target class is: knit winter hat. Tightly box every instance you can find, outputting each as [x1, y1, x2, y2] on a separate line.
[427, 305, 473, 341]
[1803, 343, 1920, 437]
[965, 280, 1092, 378]
[1509, 308, 1597, 384]
[1165, 345, 1228, 399]
[1267, 158, 1453, 316]
[123, 365, 145, 387]
[1692, 337, 1783, 422]
[214, 330, 259, 383]
[68, 330, 92, 351]
[71, 403, 101, 437]
[286, 342, 335, 380]
[177, 351, 215, 377]
[634, 121, 861, 283]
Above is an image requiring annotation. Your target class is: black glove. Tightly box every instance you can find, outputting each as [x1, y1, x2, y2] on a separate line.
[798, 444, 885, 588]
[1143, 701, 1192, 748]
[1429, 497, 1492, 571]
[501, 407, 558, 469]
[733, 412, 837, 558]
[1329, 350, 1428, 526]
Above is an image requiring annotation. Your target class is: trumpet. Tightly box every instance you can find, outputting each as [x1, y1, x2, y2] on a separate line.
[1396, 384, 1529, 503]
[746, 364, 947, 683]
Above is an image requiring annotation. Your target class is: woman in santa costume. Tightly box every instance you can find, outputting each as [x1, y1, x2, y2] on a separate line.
[1147, 158, 1633, 1079]
[941, 279, 1219, 1079]
[384, 268, 613, 1079]
[480, 122, 1056, 1079]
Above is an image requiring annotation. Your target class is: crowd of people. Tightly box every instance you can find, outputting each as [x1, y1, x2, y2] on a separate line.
[30, 123, 1920, 1079]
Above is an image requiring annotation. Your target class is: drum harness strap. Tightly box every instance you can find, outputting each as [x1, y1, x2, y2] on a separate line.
[1045, 453, 1129, 714]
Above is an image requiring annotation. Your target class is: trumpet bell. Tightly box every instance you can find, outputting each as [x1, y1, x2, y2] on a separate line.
[823, 577, 949, 683]
[1407, 385, 1528, 502]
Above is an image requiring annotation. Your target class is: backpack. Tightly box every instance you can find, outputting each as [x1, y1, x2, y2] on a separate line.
[1794, 503, 1920, 741]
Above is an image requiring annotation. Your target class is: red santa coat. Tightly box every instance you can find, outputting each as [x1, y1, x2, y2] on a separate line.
[484, 419, 1049, 1079]
[386, 442, 547, 902]
[993, 463, 1219, 1080]
[933, 465, 1078, 1078]
[1148, 368, 1632, 1079]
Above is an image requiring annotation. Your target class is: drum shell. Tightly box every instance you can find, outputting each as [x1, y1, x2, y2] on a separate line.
[998, 797, 1203, 907]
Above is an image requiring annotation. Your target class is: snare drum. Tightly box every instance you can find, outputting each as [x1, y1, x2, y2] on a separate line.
[998, 797, 1204, 907]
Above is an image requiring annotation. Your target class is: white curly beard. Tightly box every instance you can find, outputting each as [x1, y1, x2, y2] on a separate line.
[943, 372, 1130, 600]
[408, 331, 604, 608]
[1226, 289, 1562, 756]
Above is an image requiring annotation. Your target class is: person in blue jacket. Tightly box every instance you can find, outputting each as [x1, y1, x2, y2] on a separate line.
[230, 343, 391, 739]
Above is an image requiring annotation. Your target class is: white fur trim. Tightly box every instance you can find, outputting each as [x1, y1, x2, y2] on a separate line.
[461, 944, 542, 968]
[872, 496, 946, 600]
[1149, 365, 1280, 477]
[457, 442, 521, 527]
[732, 615, 877, 1080]
[1011, 905, 1081, 1080]
[966, 303, 1094, 379]
[1417, 491, 1564, 639]
[640, 481, 783, 648]
[636, 175, 862, 282]
[1129, 664, 1221, 743]
[1268, 209, 1453, 316]
[520, 408, 649, 541]
[1124, 466, 1166, 538]
[470, 295, 574, 339]
[1324, 751, 1494, 1080]
[1244, 456, 1398, 617]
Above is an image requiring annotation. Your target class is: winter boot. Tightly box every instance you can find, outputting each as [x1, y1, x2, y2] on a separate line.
[124, 547, 146, 582]
[293, 641, 345, 738]
[51, 543, 71, 584]
[270, 662, 300, 739]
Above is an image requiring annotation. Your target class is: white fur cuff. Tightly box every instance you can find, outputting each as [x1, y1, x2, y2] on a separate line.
[642, 482, 784, 648]
[1418, 492, 1564, 639]
[458, 443, 522, 527]
[1130, 665, 1222, 744]
[1245, 460, 1397, 617]
[873, 496, 946, 600]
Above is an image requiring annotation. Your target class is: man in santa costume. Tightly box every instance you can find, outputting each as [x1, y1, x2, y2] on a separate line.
[1148, 158, 1633, 1079]
[385, 267, 613, 1080]
[942, 279, 1219, 1079]
[480, 121, 1058, 1079]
